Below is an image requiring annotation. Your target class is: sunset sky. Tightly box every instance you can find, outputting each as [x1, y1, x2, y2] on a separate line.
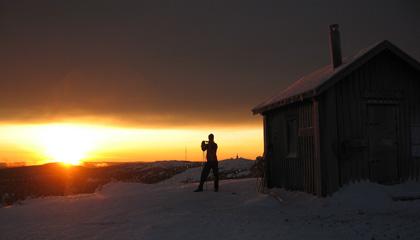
[1, 1, 419, 165]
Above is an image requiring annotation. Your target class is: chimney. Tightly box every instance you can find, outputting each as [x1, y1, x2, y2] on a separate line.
[329, 24, 342, 68]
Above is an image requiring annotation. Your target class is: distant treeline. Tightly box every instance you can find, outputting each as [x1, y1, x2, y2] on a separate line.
[0, 162, 27, 169]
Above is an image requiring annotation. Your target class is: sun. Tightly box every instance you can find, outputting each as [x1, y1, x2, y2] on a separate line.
[37, 124, 96, 165]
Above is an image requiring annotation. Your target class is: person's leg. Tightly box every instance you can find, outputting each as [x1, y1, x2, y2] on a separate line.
[196, 162, 211, 191]
[212, 161, 219, 191]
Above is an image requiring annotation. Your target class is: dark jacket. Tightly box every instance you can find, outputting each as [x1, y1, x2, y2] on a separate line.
[201, 141, 218, 161]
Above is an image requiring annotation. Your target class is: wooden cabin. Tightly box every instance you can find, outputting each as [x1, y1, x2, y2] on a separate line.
[252, 25, 420, 196]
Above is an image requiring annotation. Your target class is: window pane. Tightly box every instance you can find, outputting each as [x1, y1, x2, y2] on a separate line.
[411, 125, 420, 144]
[412, 145, 420, 157]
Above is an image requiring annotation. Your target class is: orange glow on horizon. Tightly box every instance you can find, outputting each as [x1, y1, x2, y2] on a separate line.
[0, 123, 263, 166]
[34, 124, 97, 165]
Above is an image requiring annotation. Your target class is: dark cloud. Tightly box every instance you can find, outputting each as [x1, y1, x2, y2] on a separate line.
[1, 1, 419, 127]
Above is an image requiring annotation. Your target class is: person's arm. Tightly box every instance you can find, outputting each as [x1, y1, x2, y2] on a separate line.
[201, 141, 207, 151]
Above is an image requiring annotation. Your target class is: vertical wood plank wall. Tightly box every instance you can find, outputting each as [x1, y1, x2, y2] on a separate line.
[265, 49, 420, 196]
[319, 49, 420, 193]
[265, 101, 316, 193]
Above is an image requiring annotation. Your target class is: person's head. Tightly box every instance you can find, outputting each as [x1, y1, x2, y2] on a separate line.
[208, 134, 214, 142]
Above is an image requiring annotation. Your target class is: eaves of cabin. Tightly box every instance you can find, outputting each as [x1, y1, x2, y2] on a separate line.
[252, 40, 420, 115]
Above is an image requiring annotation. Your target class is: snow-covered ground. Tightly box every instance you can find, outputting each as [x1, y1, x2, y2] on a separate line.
[161, 158, 254, 184]
[1, 162, 420, 240]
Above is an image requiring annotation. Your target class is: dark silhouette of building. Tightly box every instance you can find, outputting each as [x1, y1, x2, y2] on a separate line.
[252, 25, 420, 196]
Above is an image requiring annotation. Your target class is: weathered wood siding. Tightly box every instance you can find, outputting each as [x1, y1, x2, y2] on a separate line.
[264, 49, 420, 196]
[264, 101, 317, 194]
[318, 49, 420, 193]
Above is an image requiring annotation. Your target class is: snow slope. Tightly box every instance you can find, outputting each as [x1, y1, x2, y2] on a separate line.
[161, 158, 254, 184]
[1, 164, 420, 240]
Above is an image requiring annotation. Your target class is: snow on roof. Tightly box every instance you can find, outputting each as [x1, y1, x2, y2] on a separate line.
[252, 40, 387, 114]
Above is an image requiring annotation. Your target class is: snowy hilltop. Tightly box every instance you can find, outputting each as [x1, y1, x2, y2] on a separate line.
[0, 158, 255, 206]
[1, 158, 420, 240]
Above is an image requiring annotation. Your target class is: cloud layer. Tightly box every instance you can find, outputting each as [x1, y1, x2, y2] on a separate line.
[1, 1, 419, 127]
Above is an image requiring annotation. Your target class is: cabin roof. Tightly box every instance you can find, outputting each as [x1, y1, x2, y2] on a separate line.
[252, 40, 420, 115]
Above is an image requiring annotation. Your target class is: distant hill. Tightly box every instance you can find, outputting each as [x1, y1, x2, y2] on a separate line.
[1, 158, 255, 206]
[0, 162, 27, 169]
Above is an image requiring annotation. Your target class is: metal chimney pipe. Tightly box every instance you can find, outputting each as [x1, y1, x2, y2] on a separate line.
[329, 24, 342, 68]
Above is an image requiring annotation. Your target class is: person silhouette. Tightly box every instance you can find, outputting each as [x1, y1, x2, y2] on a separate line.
[194, 133, 219, 192]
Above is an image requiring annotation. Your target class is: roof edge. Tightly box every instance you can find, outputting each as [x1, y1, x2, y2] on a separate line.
[252, 40, 420, 115]
[252, 90, 316, 115]
[315, 40, 420, 95]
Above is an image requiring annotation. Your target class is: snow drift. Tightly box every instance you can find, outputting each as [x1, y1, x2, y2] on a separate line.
[1, 158, 420, 240]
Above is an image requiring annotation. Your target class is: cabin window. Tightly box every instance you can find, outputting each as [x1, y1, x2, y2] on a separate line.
[411, 125, 420, 157]
[286, 117, 298, 158]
